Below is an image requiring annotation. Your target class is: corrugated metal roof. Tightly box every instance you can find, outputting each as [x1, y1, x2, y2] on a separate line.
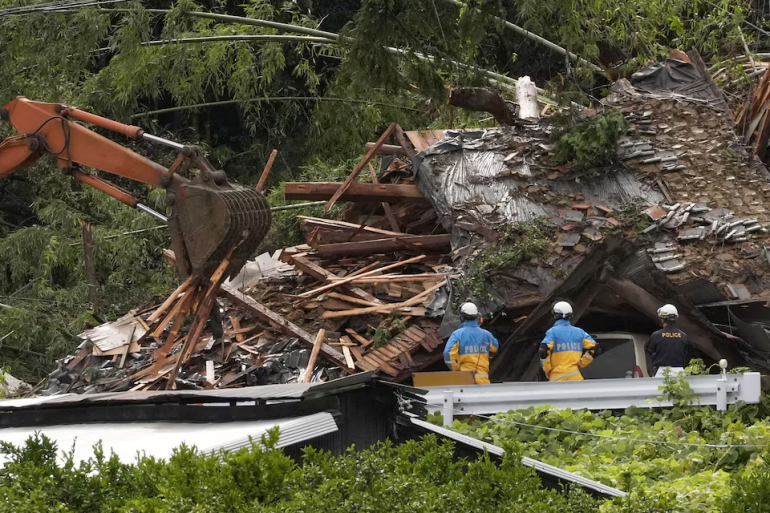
[0, 412, 337, 466]
[413, 127, 663, 229]
[0, 372, 374, 411]
[678, 278, 727, 305]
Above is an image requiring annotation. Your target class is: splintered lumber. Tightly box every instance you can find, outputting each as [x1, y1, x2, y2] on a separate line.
[316, 234, 452, 257]
[221, 284, 350, 371]
[285, 182, 426, 203]
[327, 292, 377, 307]
[298, 216, 405, 237]
[326, 122, 397, 211]
[290, 254, 380, 304]
[256, 149, 278, 192]
[303, 329, 325, 383]
[165, 258, 231, 389]
[147, 275, 193, 322]
[394, 125, 417, 160]
[298, 255, 426, 299]
[340, 274, 451, 284]
[321, 278, 446, 319]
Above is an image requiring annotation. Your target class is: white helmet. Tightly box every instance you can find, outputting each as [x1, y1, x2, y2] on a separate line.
[553, 301, 573, 319]
[657, 304, 679, 322]
[460, 302, 479, 319]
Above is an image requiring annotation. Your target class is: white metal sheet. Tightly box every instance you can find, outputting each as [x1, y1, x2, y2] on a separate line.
[0, 412, 336, 466]
[408, 417, 626, 498]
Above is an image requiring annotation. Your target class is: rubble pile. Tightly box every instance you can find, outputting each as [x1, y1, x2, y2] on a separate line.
[606, 56, 770, 299]
[45, 143, 453, 394]
[38, 50, 770, 393]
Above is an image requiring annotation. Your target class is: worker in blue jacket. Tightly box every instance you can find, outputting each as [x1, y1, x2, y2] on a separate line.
[539, 301, 601, 381]
[444, 302, 499, 384]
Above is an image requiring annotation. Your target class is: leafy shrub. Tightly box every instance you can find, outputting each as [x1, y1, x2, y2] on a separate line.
[0, 431, 599, 513]
[447, 377, 770, 513]
[553, 111, 628, 170]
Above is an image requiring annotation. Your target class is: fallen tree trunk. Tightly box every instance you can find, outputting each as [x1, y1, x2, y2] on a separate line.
[448, 87, 514, 125]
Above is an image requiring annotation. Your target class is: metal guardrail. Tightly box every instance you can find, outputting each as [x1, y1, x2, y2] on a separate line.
[419, 372, 762, 426]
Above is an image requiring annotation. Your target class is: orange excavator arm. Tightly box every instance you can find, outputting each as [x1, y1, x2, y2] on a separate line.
[0, 96, 271, 279]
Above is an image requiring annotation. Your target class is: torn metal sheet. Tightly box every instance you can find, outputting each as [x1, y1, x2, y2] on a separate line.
[412, 127, 663, 231]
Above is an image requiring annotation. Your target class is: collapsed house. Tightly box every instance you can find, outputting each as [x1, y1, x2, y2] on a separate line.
[35, 50, 770, 396]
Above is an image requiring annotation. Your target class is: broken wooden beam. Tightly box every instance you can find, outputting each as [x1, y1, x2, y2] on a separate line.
[316, 234, 452, 257]
[326, 123, 397, 211]
[221, 284, 350, 371]
[364, 142, 408, 156]
[303, 329, 325, 383]
[285, 182, 426, 203]
[290, 253, 380, 304]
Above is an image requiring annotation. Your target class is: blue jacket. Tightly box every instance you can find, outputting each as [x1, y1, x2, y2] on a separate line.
[540, 319, 597, 381]
[444, 320, 499, 382]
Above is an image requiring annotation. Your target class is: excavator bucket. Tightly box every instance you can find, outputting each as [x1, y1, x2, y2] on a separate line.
[170, 183, 272, 280]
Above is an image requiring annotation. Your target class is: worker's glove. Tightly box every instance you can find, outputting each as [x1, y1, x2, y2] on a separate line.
[588, 344, 603, 357]
[538, 345, 549, 360]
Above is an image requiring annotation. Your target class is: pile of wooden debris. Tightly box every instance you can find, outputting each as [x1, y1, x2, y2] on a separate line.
[43, 125, 453, 394]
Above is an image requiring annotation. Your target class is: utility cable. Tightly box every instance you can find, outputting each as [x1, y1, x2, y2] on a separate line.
[421, 400, 770, 449]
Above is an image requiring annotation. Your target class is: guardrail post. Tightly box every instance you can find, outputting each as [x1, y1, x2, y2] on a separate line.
[716, 359, 728, 412]
[442, 390, 454, 426]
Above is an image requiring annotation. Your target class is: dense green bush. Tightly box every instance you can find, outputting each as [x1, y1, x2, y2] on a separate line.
[448, 373, 770, 512]
[0, 431, 599, 513]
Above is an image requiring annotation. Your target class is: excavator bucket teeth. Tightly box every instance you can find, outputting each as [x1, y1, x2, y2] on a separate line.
[173, 185, 271, 278]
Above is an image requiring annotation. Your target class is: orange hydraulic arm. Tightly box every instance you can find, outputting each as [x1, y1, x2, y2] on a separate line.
[0, 97, 191, 219]
[0, 96, 272, 279]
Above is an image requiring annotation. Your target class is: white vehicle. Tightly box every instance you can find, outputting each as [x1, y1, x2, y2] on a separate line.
[580, 332, 652, 379]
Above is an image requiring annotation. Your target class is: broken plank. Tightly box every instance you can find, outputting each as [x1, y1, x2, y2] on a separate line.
[256, 149, 278, 192]
[147, 275, 193, 322]
[299, 255, 426, 299]
[303, 329, 326, 383]
[350, 345, 364, 362]
[316, 234, 452, 258]
[327, 292, 377, 308]
[299, 216, 405, 237]
[345, 329, 374, 348]
[221, 284, 349, 371]
[291, 254, 380, 304]
[321, 278, 444, 319]
[364, 142, 408, 156]
[286, 182, 426, 204]
[326, 123, 397, 211]
[342, 346, 356, 371]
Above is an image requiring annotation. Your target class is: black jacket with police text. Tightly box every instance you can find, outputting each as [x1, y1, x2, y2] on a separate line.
[645, 326, 689, 373]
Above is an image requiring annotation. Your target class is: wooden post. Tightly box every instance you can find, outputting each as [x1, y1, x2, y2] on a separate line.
[304, 329, 326, 383]
[369, 162, 400, 232]
[256, 149, 278, 192]
[80, 220, 98, 307]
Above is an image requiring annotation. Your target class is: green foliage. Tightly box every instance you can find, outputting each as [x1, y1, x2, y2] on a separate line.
[508, 0, 751, 75]
[0, 164, 175, 381]
[720, 455, 770, 513]
[553, 110, 628, 169]
[0, 432, 599, 512]
[449, 390, 770, 513]
[262, 159, 353, 251]
[458, 221, 550, 299]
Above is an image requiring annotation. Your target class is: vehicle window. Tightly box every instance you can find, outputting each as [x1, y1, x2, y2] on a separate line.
[581, 338, 636, 379]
